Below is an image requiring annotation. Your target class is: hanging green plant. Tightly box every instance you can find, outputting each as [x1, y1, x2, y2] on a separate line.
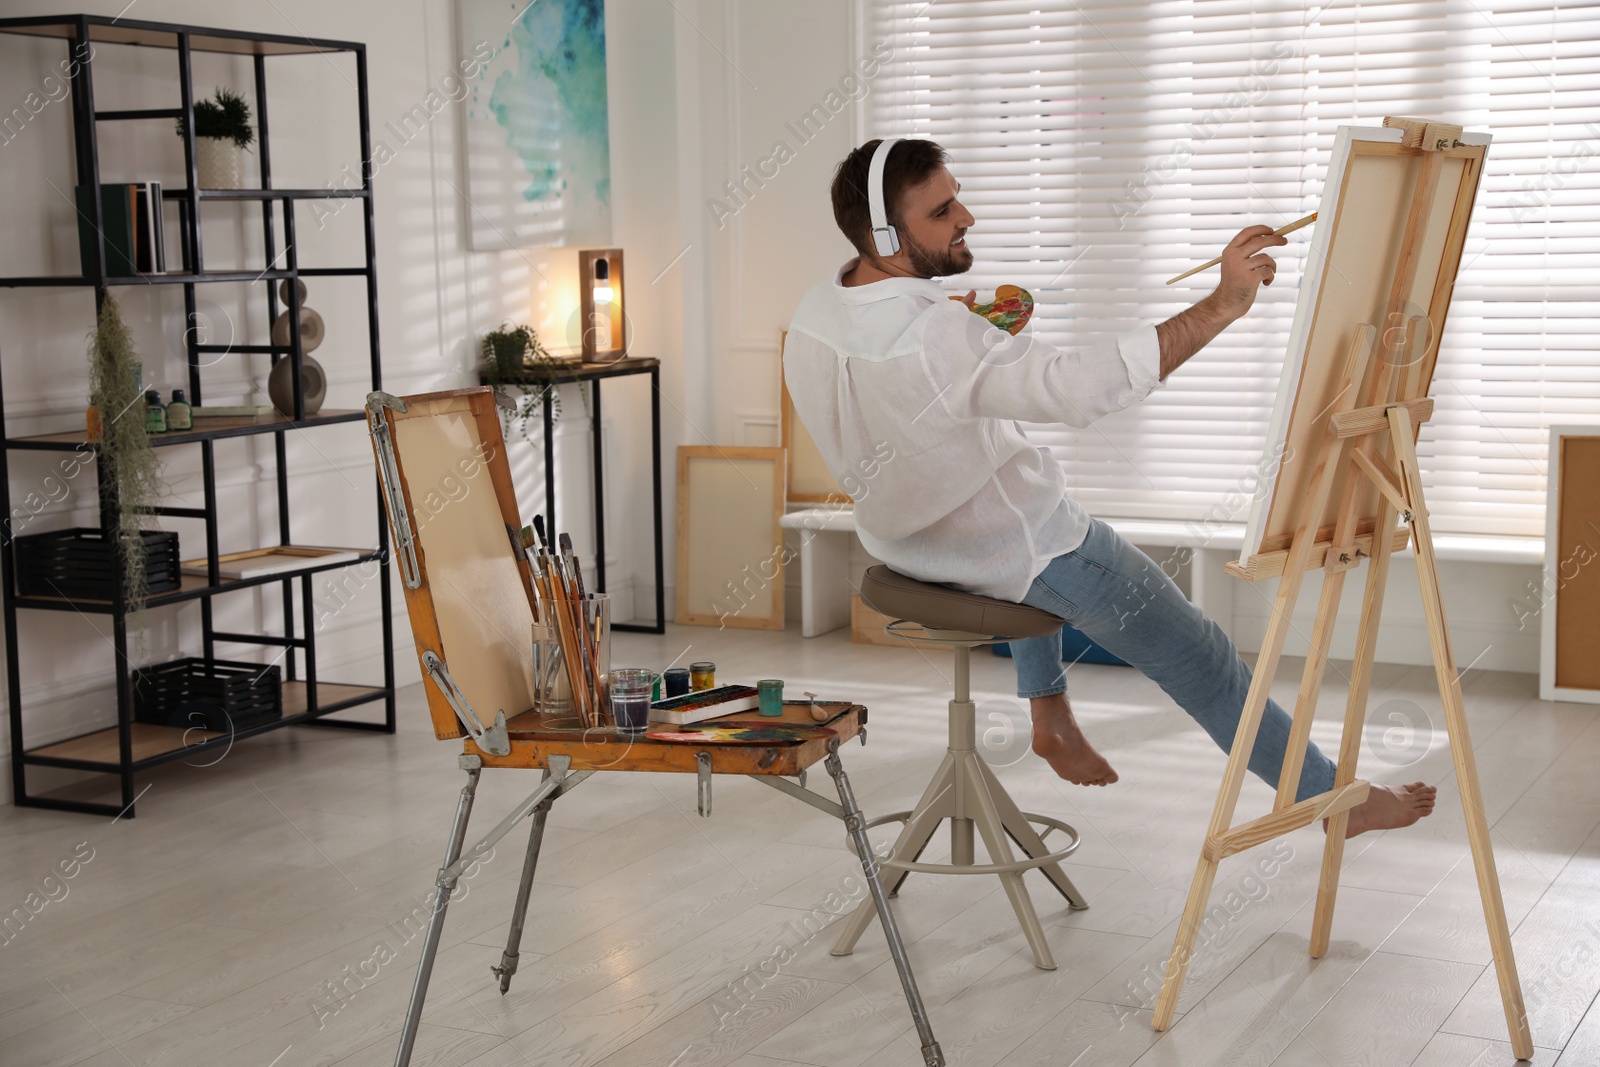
[87, 294, 162, 619]
[480, 321, 585, 441]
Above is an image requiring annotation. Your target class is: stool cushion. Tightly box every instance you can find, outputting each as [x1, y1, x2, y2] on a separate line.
[860, 566, 1063, 639]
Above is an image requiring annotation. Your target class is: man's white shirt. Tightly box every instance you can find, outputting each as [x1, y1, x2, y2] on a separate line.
[783, 257, 1163, 602]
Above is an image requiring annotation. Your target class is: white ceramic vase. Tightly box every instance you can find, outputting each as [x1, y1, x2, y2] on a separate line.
[194, 136, 243, 189]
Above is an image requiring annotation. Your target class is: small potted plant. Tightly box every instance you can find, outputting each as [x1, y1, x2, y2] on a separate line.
[481, 322, 577, 439]
[177, 88, 254, 190]
[482, 322, 539, 377]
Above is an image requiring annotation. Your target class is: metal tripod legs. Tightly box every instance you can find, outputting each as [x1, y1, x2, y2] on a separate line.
[492, 768, 555, 995]
[826, 739, 945, 1067]
[394, 756, 580, 1067]
[394, 761, 481, 1067]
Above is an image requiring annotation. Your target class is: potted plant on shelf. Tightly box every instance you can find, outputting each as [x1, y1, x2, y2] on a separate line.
[176, 88, 254, 190]
[482, 322, 577, 440]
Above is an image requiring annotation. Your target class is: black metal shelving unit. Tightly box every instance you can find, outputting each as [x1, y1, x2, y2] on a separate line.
[0, 14, 395, 817]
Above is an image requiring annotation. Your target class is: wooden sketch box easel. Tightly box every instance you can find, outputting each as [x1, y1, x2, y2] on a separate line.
[365, 387, 948, 1067]
[1150, 118, 1533, 1060]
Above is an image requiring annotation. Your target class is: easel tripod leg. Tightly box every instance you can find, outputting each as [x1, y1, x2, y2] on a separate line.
[1154, 330, 1370, 1030]
[1311, 498, 1398, 957]
[1153, 591, 1303, 1030]
[826, 740, 944, 1067]
[1154, 854, 1221, 1026]
[1390, 409, 1533, 1059]
[395, 764, 481, 1067]
[493, 769, 554, 995]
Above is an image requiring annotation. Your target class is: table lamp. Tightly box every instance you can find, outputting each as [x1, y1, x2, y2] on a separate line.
[578, 248, 625, 363]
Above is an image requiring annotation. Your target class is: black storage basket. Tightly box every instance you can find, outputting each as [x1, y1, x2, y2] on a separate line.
[15, 527, 180, 600]
[133, 658, 282, 733]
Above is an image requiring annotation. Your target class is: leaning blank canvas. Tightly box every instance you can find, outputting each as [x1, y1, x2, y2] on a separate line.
[1543, 426, 1600, 703]
[1239, 124, 1489, 563]
[675, 446, 786, 630]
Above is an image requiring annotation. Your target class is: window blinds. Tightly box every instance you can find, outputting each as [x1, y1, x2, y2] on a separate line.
[866, 0, 1600, 537]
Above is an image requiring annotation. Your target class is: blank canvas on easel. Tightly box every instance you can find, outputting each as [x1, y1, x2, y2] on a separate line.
[1241, 124, 1489, 565]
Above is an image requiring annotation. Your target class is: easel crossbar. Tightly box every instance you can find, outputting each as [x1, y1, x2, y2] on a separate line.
[1226, 526, 1409, 582]
[1351, 450, 1410, 518]
[1201, 780, 1369, 862]
[1328, 396, 1434, 438]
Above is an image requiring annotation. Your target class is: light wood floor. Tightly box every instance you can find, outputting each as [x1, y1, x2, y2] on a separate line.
[3, 623, 1598, 1067]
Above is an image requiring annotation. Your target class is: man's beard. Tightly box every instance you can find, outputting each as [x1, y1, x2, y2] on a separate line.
[902, 230, 974, 279]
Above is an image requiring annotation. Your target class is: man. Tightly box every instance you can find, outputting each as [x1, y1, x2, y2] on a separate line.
[784, 137, 1435, 837]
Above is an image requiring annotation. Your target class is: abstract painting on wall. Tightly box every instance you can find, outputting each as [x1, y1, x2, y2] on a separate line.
[459, 0, 612, 250]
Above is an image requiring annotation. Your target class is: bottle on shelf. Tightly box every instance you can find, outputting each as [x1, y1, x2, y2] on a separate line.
[143, 389, 167, 433]
[166, 388, 192, 431]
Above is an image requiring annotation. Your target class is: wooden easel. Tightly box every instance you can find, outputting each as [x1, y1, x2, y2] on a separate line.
[1150, 122, 1534, 1061]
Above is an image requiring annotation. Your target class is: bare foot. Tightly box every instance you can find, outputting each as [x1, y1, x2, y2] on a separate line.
[1029, 695, 1118, 786]
[1326, 782, 1438, 838]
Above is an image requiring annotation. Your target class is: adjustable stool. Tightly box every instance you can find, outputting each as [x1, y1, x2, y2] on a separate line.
[831, 566, 1089, 970]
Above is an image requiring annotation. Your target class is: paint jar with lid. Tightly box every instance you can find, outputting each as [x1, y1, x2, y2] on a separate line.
[689, 661, 716, 691]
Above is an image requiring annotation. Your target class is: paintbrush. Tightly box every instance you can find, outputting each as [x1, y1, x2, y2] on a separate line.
[531, 515, 561, 582]
[531, 535, 591, 725]
[518, 525, 542, 622]
[560, 534, 593, 626]
[1165, 212, 1317, 285]
[558, 534, 601, 716]
[549, 564, 594, 727]
[564, 541, 606, 696]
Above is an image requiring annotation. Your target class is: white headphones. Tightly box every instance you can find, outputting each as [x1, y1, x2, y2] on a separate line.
[867, 136, 904, 257]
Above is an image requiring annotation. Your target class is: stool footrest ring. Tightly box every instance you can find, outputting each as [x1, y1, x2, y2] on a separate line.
[847, 809, 1082, 876]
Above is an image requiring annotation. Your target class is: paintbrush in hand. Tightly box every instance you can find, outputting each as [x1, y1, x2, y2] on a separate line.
[1166, 212, 1317, 285]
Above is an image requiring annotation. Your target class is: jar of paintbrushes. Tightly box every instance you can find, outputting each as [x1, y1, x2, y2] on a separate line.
[522, 519, 612, 730]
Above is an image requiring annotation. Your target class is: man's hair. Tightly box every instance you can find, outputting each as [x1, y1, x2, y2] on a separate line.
[830, 138, 949, 259]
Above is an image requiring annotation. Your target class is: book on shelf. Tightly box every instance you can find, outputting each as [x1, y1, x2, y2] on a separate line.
[76, 182, 165, 276]
[134, 181, 164, 274]
[75, 183, 135, 277]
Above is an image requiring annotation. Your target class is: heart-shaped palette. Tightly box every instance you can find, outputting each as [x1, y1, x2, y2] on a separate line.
[956, 284, 1034, 335]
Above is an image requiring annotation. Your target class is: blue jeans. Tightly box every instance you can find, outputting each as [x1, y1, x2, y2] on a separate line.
[1009, 518, 1336, 803]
